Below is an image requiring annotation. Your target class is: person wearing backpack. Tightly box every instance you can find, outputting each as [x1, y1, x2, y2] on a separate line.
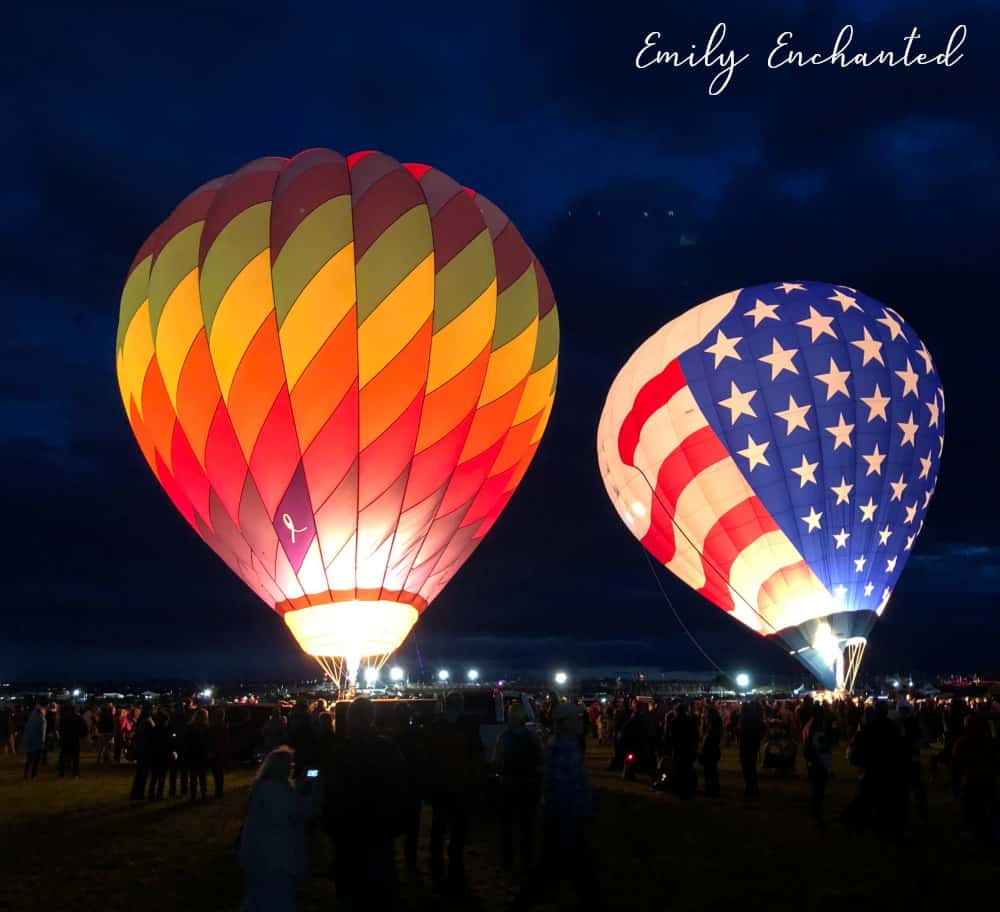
[494, 702, 542, 870]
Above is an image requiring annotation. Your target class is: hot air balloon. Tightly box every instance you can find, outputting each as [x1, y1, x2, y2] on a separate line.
[115, 148, 558, 685]
[598, 282, 942, 691]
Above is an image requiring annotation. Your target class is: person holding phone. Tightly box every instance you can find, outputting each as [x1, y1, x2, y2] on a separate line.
[238, 746, 316, 912]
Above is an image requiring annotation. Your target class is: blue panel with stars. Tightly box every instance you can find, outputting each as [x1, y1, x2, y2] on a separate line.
[677, 281, 944, 634]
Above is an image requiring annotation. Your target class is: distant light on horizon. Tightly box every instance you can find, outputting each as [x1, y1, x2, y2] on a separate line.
[389, 666, 404, 683]
[735, 673, 750, 689]
[438, 669, 450, 682]
[467, 668, 479, 681]
[554, 671, 568, 686]
[363, 667, 379, 685]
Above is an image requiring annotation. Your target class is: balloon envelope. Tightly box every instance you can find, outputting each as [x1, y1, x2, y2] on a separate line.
[598, 282, 942, 689]
[116, 149, 558, 679]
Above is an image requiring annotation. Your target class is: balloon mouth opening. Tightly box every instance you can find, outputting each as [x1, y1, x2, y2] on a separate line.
[809, 624, 867, 691]
[282, 600, 419, 668]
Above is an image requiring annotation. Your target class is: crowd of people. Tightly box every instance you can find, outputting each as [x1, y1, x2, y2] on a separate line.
[231, 689, 997, 911]
[586, 691, 999, 840]
[236, 692, 601, 911]
[3, 688, 997, 911]
[0, 698, 253, 801]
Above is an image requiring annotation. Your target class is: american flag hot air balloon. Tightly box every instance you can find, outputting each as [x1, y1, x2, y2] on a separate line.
[115, 149, 558, 685]
[598, 282, 943, 691]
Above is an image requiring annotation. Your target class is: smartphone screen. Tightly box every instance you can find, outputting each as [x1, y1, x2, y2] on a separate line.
[306, 769, 320, 779]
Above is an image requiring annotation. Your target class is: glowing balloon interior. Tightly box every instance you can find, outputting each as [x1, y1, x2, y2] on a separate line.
[598, 282, 942, 690]
[116, 148, 558, 684]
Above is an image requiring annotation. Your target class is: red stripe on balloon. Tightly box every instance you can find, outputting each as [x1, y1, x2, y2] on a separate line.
[696, 497, 779, 613]
[617, 359, 686, 465]
[639, 425, 729, 564]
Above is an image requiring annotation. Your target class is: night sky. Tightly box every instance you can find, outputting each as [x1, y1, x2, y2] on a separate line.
[3, 2, 998, 683]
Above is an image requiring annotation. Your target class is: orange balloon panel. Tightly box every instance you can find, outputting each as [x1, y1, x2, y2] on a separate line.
[116, 149, 558, 668]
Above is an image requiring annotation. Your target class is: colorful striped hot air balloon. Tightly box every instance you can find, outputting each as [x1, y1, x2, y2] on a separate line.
[598, 282, 942, 691]
[116, 149, 558, 684]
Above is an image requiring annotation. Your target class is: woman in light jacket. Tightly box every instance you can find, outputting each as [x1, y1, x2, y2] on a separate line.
[238, 746, 315, 912]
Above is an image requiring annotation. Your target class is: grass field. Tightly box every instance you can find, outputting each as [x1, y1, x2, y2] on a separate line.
[2, 743, 996, 911]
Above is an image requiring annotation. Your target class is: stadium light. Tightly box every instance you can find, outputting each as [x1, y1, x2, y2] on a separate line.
[735, 673, 751, 690]
[467, 668, 480, 682]
[554, 671, 568, 686]
[363, 667, 379, 685]
[389, 666, 405, 683]
[71, 688, 81, 698]
[438, 669, 450, 682]
[200, 688, 213, 699]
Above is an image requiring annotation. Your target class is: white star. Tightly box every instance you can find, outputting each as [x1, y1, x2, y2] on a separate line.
[825, 413, 855, 450]
[926, 395, 940, 429]
[801, 506, 823, 532]
[744, 298, 780, 327]
[831, 476, 853, 505]
[862, 442, 886, 476]
[938, 386, 946, 413]
[815, 357, 851, 400]
[704, 329, 743, 368]
[914, 340, 934, 374]
[878, 524, 893, 545]
[851, 326, 885, 366]
[797, 305, 838, 342]
[775, 282, 806, 294]
[886, 556, 898, 573]
[864, 582, 875, 597]
[897, 412, 919, 447]
[718, 381, 758, 425]
[938, 434, 945, 457]
[737, 434, 770, 471]
[859, 497, 878, 523]
[834, 584, 849, 599]
[833, 528, 850, 549]
[876, 308, 907, 342]
[860, 383, 891, 422]
[923, 488, 933, 510]
[854, 555, 867, 572]
[774, 395, 811, 435]
[904, 534, 915, 551]
[828, 289, 862, 312]
[895, 358, 920, 398]
[918, 450, 933, 479]
[791, 453, 820, 487]
[889, 473, 908, 502]
[904, 502, 918, 524]
[759, 337, 800, 379]
[877, 587, 891, 614]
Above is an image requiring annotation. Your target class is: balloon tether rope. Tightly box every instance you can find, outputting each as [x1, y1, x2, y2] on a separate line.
[641, 547, 724, 675]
